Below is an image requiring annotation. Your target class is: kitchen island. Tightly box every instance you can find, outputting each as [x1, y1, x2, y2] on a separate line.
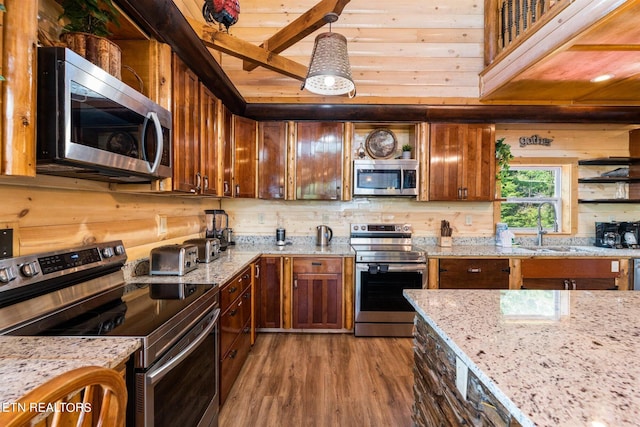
[403, 289, 640, 427]
[0, 336, 140, 403]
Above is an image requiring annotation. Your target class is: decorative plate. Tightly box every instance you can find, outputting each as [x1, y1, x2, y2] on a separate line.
[365, 129, 397, 159]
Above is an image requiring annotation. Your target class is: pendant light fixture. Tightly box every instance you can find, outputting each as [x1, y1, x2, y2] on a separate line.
[302, 12, 356, 98]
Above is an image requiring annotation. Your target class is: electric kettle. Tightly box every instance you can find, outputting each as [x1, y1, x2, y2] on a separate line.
[316, 225, 333, 247]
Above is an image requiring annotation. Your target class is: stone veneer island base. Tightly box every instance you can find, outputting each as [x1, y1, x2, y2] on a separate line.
[404, 289, 640, 427]
[413, 316, 523, 426]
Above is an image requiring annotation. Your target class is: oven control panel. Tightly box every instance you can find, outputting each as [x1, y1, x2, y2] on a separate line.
[351, 223, 412, 235]
[0, 241, 126, 293]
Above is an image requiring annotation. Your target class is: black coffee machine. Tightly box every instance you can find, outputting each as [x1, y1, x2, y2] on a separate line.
[619, 222, 640, 249]
[595, 222, 639, 248]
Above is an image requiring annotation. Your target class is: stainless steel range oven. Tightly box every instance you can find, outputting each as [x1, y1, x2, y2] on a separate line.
[351, 224, 427, 337]
[0, 241, 219, 427]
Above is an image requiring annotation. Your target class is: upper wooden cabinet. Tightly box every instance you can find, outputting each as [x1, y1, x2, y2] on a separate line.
[428, 123, 495, 201]
[199, 86, 219, 196]
[172, 55, 201, 193]
[295, 122, 344, 201]
[232, 115, 257, 198]
[219, 105, 233, 197]
[258, 122, 287, 200]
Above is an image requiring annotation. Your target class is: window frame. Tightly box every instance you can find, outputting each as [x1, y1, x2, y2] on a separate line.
[499, 157, 577, 235]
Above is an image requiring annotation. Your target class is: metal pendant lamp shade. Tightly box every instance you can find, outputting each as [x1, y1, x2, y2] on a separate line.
[302, 15, 356, 97]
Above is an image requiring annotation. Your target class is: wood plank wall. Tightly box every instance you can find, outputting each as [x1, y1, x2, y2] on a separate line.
[0, 177, 215, 260]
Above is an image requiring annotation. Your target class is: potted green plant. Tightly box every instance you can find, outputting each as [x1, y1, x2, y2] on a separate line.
[58, 0, 122, 78]
[401, 144, 412, 159]
[495, 137, 513, 181]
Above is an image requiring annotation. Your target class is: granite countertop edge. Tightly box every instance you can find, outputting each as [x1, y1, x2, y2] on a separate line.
[0, 336, 141, 403]
[403, 290, 535, 427]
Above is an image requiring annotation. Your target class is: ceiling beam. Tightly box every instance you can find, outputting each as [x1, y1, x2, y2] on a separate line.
[244, 103, 640, 123]
[114, 0, 246, 114]
[193, 21, 308, 81]
[242, 0, 351, 72]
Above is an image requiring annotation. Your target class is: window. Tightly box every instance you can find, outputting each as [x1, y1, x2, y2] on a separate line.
[500, 166, 563, 231]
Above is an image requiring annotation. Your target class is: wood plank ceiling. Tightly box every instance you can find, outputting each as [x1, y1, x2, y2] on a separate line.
[170, 0, 640, 108]
[173, 0, 487, 105]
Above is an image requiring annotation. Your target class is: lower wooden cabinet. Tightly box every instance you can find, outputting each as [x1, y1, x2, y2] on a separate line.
[520, 258, 621, 290]
[255, 257, 282, 329]
[438, 258, 510, 289]
[219, 265, 253, 405]
[292, 257, 342, 329]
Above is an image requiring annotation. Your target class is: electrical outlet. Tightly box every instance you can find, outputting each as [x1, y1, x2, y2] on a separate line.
[322, 213, 330, 223]
[465, 215, 473, 225]
[455, 357, 468, 400]
[0, 228, 13, 259]
[611, 260, 620, 273]
[157, 215, 167, 236]
[258, 213, 265, 224]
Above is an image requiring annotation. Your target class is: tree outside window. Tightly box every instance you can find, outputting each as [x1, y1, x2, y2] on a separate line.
[500, 166, 562, 231]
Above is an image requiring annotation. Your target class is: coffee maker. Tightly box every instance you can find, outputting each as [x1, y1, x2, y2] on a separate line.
[205, 209, 234, 250]
[595, 222, 622, 248]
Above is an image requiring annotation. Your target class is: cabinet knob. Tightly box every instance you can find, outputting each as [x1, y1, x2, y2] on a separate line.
[203, 176, 209, 191]
[467, 268, 482, 273]
[229, 286, 238, 293]
[195, 172, 202, 191]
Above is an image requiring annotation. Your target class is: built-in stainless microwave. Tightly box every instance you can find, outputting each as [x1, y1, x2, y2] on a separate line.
[37, 47, 172, 182]
[353, 159, 419, 196]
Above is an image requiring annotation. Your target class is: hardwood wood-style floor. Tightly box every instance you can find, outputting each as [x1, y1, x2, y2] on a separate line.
[219, 333, 415, 427]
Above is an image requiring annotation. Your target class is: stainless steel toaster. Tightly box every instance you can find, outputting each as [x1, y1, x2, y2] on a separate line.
[183, 238, 221, 263]
[150, 244, 198, 276]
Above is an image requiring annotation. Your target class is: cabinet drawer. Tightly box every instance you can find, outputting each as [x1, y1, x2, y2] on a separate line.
[220, 266, 252, 309]
[220, 318, 251, 405]
[220, 288, 251, 355]
[293, 257, 342, 274]
[439, 259, 509, 289]
[521, 259, 619, 279]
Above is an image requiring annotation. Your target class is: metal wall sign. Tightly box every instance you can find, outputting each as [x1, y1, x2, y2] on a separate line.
[519, 134, 553, 147]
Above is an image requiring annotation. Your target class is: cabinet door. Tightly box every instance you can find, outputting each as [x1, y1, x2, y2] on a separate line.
[462, 124, 495, 200]
[172, 55, 200, 193]
[292, 258, 342, 329]
[256, 257, 282, 329]
[233, 115, 257, 198]
[199, 86, 218, 195]
[429, 124, 462, 201]
[428, 123, 495, 201]
[439, 258, 509, 289]
[296, 122, 343, 200]
[220, 105, 233, 197]
[258, 122, 287, 199]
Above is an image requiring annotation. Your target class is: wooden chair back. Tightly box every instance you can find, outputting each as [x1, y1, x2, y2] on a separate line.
[0, 366, 127, 427]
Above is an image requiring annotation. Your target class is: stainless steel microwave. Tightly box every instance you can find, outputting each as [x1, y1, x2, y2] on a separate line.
[37, 47, 172, 182]
[353, 159, 419, 196]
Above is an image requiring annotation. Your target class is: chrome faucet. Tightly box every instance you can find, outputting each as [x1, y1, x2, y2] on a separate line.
[537, 202, 558, 246]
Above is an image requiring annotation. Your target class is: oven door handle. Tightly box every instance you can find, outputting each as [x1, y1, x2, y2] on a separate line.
[146, 308, 220, 386]
[357, 263, 427, 273]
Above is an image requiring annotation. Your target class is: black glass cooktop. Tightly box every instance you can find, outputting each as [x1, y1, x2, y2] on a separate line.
[31, 283, 216, 337]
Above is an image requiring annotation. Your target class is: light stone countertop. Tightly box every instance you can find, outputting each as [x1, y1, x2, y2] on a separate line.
[420, 244, 640, 257]
[0, 336, 140, 403]
[126, 242, 354, 286]
[404, 289, 640, 427]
